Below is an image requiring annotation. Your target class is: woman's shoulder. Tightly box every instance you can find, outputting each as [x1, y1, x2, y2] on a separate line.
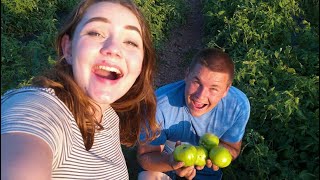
[1, 86, 73, 127]
[2, 86, 66, 108]
[2, 86, 56, 104]
[2, 86, 55, 98]
[1, 86, 77, 159]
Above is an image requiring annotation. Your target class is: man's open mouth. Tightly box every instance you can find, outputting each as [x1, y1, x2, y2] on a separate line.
[193, 100, 207, 109]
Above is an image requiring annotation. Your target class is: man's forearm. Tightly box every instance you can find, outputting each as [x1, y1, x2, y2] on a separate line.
[219, 141, 241, 160]
[137, 152, 174, 172]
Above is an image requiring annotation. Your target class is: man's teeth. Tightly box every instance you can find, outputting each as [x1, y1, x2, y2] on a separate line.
[97, 65, 121, 75]
[194, 101, 206, 108]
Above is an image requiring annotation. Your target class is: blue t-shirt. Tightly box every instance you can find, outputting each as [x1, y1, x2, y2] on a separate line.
[145, 80, 250, 179]
[152, 80, 250, 148]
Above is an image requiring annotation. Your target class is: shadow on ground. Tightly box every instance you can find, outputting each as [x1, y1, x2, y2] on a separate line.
[122, 146, 139, 180]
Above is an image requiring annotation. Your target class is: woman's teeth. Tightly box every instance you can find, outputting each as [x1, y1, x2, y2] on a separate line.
[94, 65, 123, 80]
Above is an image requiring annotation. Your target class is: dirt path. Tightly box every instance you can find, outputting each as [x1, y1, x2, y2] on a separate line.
[124, 0, 205, 179]
[154, 0, 205, 87]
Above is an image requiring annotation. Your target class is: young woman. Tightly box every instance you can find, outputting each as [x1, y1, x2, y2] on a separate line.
[1, 0, 159, 179]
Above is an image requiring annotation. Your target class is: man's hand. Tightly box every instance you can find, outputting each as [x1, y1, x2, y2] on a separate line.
[175, 166, 196, 180]
[204, 140, 242, 171]
[195, 164, 206, 171]
[206, 158, 220, 171]
[169, 141, 197, 180]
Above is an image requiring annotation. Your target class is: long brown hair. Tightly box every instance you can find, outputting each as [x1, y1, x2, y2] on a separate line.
[32, 0, 159, 150]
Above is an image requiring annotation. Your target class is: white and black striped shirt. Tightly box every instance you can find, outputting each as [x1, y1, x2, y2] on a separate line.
[1, 87, 129, 179]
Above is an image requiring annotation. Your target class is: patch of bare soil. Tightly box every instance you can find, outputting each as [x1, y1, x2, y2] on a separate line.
[154, 0, 205, 87]
[124, 0, 205, 179]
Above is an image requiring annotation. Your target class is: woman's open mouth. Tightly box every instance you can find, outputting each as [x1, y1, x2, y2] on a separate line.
[93, 65, 123, 80]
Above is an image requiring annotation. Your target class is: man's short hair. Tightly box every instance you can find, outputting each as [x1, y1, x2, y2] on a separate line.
[189, 48, 235, 85]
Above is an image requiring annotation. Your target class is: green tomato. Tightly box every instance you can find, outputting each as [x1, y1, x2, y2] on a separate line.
[194, 146, 208, 166]
[209, 146, 232, 168]
[173, 144, 197, 167]
[199, 133, 219, 151]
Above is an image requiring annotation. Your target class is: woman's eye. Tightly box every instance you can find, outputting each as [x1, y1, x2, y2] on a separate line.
[87, 31, 104, 38]
[125, 41, 139, 48]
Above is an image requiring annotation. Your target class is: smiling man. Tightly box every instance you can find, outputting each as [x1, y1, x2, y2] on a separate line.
[137, 48, 250, 180]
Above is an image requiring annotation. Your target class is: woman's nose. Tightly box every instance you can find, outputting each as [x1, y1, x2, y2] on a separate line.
[100, 37, 121, 57]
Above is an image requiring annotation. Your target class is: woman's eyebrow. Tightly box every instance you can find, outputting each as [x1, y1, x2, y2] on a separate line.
[84, 17, 110, 25]
[125, 25, 142, 36]
[83, 17, 141, 36]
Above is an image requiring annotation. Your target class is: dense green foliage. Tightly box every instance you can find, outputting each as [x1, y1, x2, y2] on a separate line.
[134, 0, 187, 48]
[203, 0, 319, 179]
[1, 0, 187, 94]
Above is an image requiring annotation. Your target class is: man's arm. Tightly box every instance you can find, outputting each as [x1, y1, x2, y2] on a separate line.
[137, 142, 196, 179]
[137, 143, 182, 172]
[204, 140, 242, 171]
[219, 140, 242, 160]
[1, 133, 53, 180]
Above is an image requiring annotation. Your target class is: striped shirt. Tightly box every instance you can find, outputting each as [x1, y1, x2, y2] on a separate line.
[1, 87, 129, 179]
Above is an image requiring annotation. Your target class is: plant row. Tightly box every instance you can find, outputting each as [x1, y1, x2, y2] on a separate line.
[202, 0, 319, 179]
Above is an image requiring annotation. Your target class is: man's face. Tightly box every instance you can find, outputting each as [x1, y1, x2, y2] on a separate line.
[184, 63, 231, 117]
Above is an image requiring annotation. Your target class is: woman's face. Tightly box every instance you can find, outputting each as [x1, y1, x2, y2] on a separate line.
[62, 2, 144, 110]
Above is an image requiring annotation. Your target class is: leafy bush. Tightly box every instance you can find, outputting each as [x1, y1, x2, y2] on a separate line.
[298, 0, 319, 32]
[203, 0, 319, 179]
[134, 0, 188, 48]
